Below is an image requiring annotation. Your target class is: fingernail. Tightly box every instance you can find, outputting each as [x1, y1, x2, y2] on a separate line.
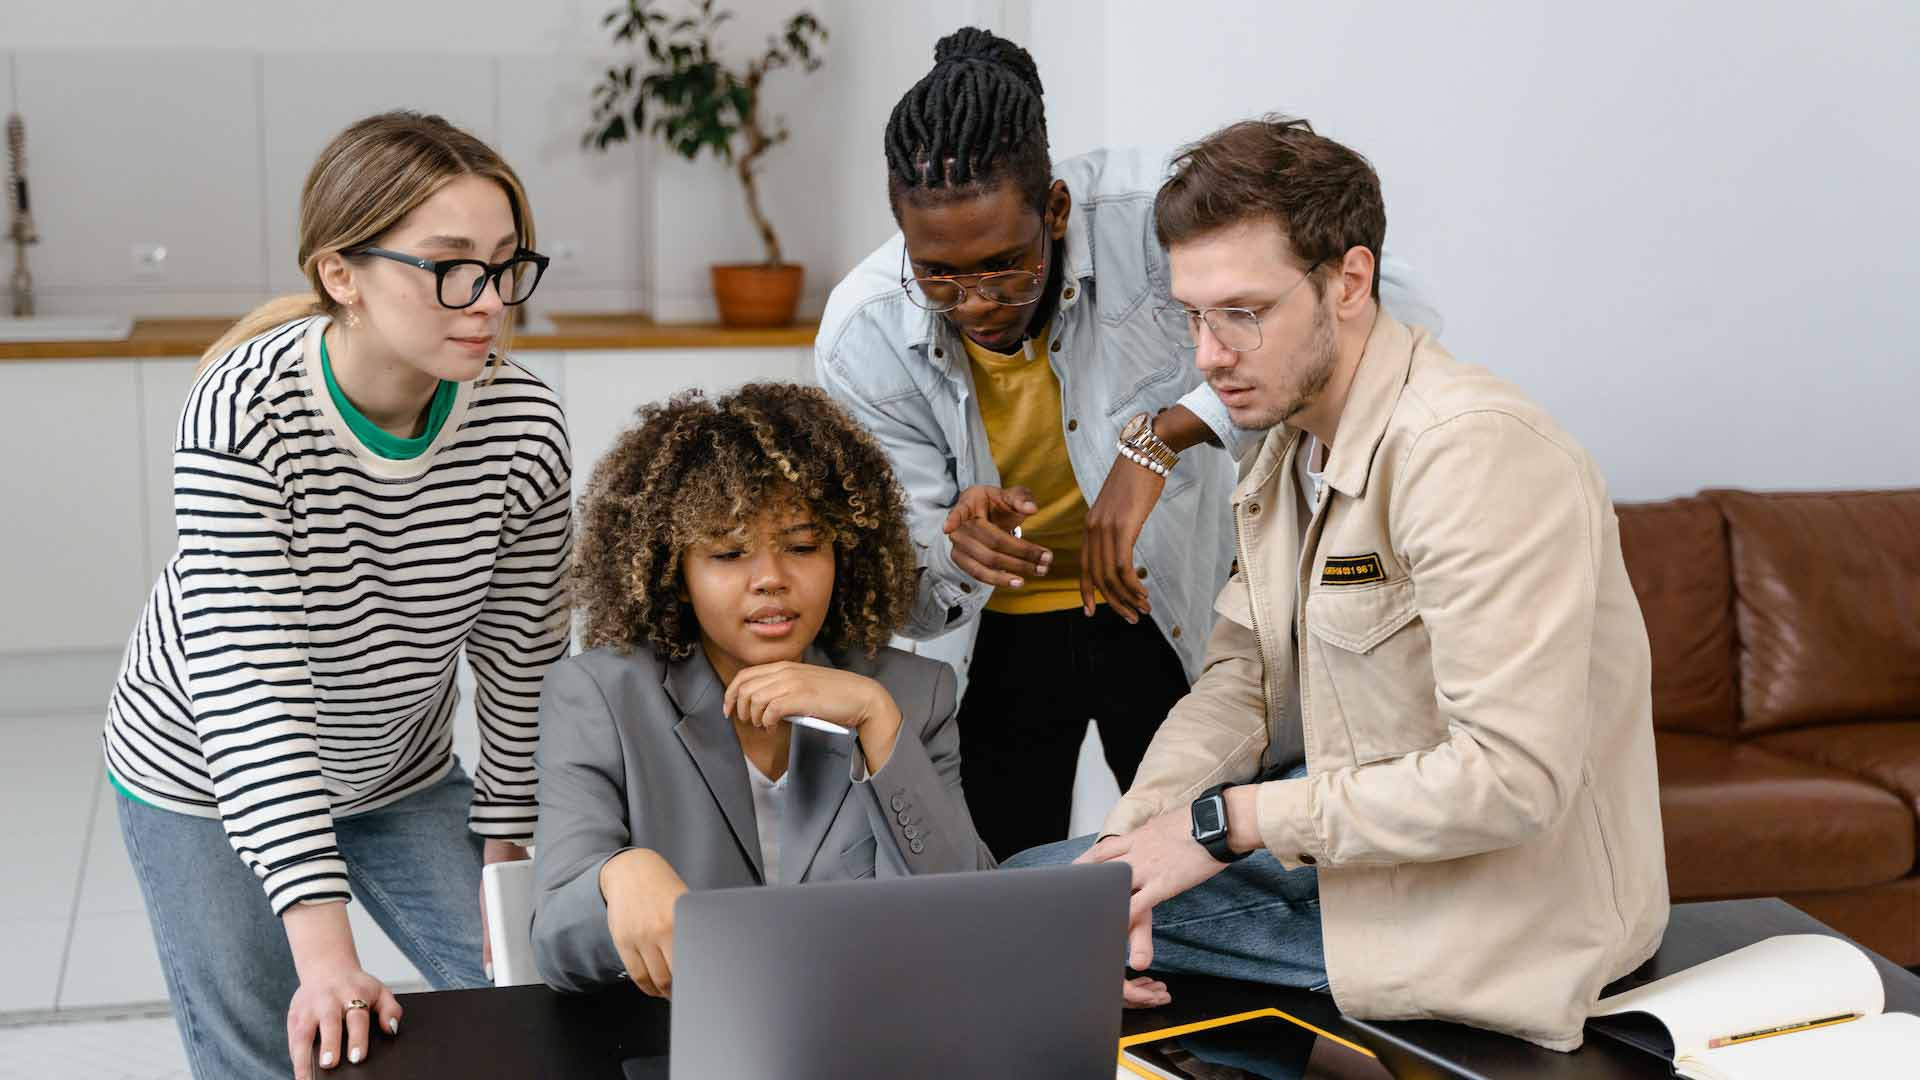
[350, 1048, 364, 1065]
[1009, 578, 1023, 588]
[389, 1017, 400, 1035]
[484, 961, 494, 982]
[319, 1051, 335, 1067]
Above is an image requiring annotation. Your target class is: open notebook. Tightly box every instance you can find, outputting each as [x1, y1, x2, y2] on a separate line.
[1590, 935, 1920, 1078]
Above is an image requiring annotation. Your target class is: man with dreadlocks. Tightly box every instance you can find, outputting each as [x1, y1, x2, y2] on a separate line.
[815, 27, 1441, 860]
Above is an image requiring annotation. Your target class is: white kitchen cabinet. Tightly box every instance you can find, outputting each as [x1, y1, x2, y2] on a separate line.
[139, 359, 204, 585]
[561, 347, 813, 494]
[0, 361, 153, 653]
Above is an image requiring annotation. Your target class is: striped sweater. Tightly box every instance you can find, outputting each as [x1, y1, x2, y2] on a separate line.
[104, 316, 573, 914]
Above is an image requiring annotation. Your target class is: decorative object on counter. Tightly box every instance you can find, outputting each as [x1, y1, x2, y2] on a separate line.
[6, 113, 37, 318]
[587, 0, 826, 328]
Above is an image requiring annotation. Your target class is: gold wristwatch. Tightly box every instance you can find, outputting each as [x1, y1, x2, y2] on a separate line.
[1118, 412, 1180, 476]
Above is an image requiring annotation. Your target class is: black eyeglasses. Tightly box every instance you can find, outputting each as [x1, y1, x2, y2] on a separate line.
[899, 219, 1050, 312]
[344, 245, 550, 309]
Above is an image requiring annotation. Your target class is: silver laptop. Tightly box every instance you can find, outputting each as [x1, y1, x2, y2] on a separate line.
[657, 863, 1129, 1079]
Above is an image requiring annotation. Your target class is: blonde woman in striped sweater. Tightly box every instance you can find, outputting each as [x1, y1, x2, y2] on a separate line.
[103, 111, 571, 1079]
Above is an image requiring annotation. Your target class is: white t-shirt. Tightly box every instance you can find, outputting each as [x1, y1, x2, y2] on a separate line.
[1297, 434, 1328, 515]
[745, 754, 791, 883]
[1282, 435, 1329, 766]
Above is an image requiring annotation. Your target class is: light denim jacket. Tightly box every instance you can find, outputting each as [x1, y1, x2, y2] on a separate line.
[815, 148, 1442, 684]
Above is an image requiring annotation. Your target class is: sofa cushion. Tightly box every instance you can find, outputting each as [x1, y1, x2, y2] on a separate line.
[1615, 497, 1739, 736]
[1656, 732, 1914, 898]
[1709, 489, 1920, 735]
[1757, 722, 1920, 822]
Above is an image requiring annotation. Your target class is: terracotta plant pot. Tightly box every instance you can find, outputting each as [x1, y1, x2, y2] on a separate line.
[710, 263, 804, 327]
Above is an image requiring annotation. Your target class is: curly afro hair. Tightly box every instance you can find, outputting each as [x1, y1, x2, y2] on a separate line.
[573, 383, 918, 661]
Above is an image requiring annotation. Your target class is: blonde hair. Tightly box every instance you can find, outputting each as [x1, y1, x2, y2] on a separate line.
[198, 111, 536, 374]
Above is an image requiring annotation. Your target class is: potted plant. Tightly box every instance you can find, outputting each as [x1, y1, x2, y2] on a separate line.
[588, 0, 827, 327]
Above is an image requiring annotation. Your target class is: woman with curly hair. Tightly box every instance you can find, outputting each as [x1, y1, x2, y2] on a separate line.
[529, 383, 994, 996]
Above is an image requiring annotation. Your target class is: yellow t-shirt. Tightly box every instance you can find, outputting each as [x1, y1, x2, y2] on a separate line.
[962, 324, 1101, 614]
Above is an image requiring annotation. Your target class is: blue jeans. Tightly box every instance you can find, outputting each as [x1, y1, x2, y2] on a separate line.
[1004, 765, 1328, 992]
[117, 762, 489, 1080]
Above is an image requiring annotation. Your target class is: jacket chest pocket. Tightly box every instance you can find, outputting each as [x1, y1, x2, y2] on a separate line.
[839, 834, 878, 880]
[1304, 578, 1444, 765]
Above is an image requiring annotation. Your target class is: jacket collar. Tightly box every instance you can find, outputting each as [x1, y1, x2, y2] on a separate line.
[1322, 309, 1414, 500]
[666, 644, 855, 885]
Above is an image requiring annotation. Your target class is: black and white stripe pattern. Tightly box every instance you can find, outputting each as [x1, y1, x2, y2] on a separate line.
[104, 316, 572, 914]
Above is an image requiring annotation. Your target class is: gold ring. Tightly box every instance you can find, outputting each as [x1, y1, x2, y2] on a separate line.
[345, 999, 370, 1012]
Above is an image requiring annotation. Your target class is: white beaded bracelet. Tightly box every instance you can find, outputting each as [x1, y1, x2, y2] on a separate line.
[1120, 445, 1170, 476]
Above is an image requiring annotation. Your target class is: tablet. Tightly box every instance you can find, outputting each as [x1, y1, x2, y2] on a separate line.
[1119, 1008, 1391, 1079]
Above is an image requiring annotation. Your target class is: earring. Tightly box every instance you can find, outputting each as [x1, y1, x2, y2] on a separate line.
[345, 304, 360, 329]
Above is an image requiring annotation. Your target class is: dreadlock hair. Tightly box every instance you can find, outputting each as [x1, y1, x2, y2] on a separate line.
[572, 383, 918, 663]
[884, 27, 1053, 217]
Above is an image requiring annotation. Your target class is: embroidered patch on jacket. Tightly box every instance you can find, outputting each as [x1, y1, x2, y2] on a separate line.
[1321, 553, 1386, 585]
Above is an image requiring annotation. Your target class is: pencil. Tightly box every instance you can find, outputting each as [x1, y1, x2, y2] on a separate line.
[1706, 1012, 1860, 1049]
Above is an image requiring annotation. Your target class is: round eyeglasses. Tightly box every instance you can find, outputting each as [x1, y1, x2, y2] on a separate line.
[898, 220, 1050, 313]
[345, 246, 551, 310]
[1154, 260, 1325, 353]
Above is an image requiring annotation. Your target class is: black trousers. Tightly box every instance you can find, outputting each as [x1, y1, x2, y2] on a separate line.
[956, 606, 1192, 862]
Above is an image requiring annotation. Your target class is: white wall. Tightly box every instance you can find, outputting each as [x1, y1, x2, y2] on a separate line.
[3, 0, 1021, 322]
[1026, 1, 1920, 500]
[10, 2, 1914, 497]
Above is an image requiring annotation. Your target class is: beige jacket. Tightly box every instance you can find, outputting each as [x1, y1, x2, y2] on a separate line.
[1104, 311, 1668, 1050]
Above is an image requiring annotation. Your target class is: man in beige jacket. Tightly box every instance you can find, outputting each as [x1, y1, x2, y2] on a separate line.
[1009, 116, 1668, 1051]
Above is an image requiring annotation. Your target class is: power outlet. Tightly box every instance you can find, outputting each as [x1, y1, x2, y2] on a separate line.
[129, 243, 169, 279]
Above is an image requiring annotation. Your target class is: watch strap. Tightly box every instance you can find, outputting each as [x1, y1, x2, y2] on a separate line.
[1120, 412, 1180, 472]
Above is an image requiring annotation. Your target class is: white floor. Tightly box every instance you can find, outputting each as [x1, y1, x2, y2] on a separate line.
[0, 1011, 189, 1080]
[0, 705, 440, 1078]
[1, 683, 1122, 1079]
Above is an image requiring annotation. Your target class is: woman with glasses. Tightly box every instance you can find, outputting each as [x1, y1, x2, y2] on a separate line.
[102, 110, 570, 1080]
[815, 29, 1441, 863]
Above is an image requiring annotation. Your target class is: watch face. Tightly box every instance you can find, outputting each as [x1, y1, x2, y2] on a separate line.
[1122, 412, 1150, 442]
[1192, 797, 1224, 839]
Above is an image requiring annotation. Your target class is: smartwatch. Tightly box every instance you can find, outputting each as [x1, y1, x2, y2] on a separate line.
[1190, 782, 1250, 864]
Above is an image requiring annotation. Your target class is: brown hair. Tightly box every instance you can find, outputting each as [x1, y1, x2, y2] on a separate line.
[1154, 115, 1385, 299]
[573, 383, 918, 661]
[197, 111, 535, 372]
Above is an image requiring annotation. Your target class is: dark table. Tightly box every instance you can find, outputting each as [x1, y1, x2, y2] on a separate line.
[340, 899, 1920, 1078]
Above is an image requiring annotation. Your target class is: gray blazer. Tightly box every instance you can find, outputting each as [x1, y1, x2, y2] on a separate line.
[530, 642, 995, 992]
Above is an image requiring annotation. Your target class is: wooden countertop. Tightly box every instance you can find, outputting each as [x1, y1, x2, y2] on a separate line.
[0, 313, 819, 361]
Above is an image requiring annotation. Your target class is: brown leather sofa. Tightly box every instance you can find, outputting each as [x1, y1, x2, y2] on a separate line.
[1616, 488, 1920, 964]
